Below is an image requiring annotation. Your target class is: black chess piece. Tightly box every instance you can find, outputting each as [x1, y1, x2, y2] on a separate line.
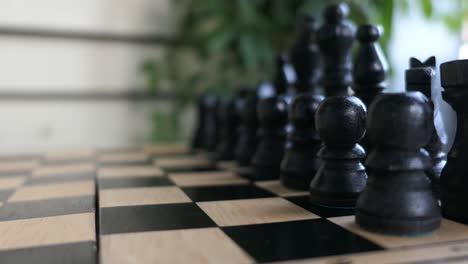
[309, 96, 367, 207]
[235, 89, 258, 167]
[440, 59, 468, 224]
[317, 3, 356, 97]
[356, 92, 441, 235]
[273, 54, 297, 102]
[191, 94, 206, 151]
[352, 24, 388, 108]
[289, 15, 321, 95]
[213, 89, 247, 161]
[192, 92, 220, 152]
[406, 56, 446, 199]
[251, 96, 288, 180]
[280, 94, 324, 190]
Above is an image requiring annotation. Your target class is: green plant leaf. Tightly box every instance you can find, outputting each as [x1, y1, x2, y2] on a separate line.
[420, 0, 433, 18]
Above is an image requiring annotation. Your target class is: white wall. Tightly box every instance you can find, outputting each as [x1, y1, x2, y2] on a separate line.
[0, 0, 174, 153]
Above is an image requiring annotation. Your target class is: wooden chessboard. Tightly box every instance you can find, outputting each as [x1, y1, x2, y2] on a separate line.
[1, 144, 468, 264]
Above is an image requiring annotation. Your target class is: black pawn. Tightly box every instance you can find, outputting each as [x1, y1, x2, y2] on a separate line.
[235, 90, 258, 167]
[192, 92, 220, 152]
[289, 15, 321, 94]
[281, 94, 324, 190]
[406, 56, 446, 199]
[214, 90, 247, 161]
[251, 96, 288, 180]
[440, 59, 468, 224]
[309, 96, 367, 207]
[317, 3, 356, 97]
[353, 24, 388, 108]
[356, 92, 441, 235]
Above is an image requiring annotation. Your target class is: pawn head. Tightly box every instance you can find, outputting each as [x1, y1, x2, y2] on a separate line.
[289, 94, 324, 129]
[257, 96, 288, 128]
[357, 24, 382, 42]
[324, 3, 349, 23]
[368, 92, 432, 149]
[315, 96, 367, 145]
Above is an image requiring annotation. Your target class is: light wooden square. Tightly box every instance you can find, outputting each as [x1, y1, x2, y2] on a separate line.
[255, 180, 308, 197]
[8, 180, 94, 202]
[169, 171, 249, 187]
[98, 152, 149, 163]
[285, 240, 468, 264]
[198, 197, 318, 227]
[101, 227, 253, 264]
[98, 166, 163, 179]
[32, 163, 96, 177]
[45, 149, 95, 161]
[100, 186, 191, 207]
[0, 213, 95, 250]
[0, 159, 39, 173]
[143, 144, 188, 155]
[0, 176, 26, 190]
[329, 215, 468, 249]
[154, 156, 212, 170]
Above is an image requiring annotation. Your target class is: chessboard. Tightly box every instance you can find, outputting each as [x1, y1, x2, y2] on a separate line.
[0, 144, 467, 264]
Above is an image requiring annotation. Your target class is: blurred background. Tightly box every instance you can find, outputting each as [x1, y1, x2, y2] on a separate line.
[0, 0, 466, 153]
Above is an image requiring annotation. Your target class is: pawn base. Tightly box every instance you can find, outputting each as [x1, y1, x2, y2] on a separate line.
[251, 165, 280, 181]
[356, 210, 441, 235]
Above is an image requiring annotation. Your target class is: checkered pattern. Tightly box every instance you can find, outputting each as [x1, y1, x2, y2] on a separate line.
[96, 146, 468, 264]
[2, 144, 468, 264]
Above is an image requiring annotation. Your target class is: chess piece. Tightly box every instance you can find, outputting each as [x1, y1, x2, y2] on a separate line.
[353, 24, 388, 108]
[235, 90, 258, 167]
[191, 94, 206, 151]
[273, 54, 296, 97]
[406, 56, 446, 199]
[251, 96, 288, 180]
[192, 92, 220, 152]
[289, 15, 321, 95]
[440, 59, 468, 224]
[280, 94, 324, 190]
[356, 92, 441, 235]
[309, 96, 367, 207]
[317, 3, 356, 96]
[214, 89, 247, 161]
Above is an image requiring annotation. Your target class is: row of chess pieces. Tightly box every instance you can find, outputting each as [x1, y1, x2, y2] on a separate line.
[190, 3, 468, 236]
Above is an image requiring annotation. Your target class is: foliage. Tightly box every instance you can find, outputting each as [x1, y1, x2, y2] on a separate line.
[141, 0, 467, 142]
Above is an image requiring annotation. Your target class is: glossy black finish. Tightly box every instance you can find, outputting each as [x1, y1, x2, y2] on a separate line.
[213, 89, 248, 161]
[406, 56, 446, 199]
[287, 196, 355, 217]
[251, 96, 288, 180]
[440, 59, 468, 224]
[352, 24, 388, 108]
[100, 203, 216, 234]
[317, 3, 355, 96]
[222, 219, 382, 263]
[0, 196, 94, 221]
[273, 54, 296, 96]
[281, 94, 324, 190]
[191, 92, 220, 152]
[98, 177, 173, 189]
[235, 90, 258, 167]
[181, 185, 274, 202]
[309, 96, 367, 207]
[0, 241, 97, 264]
[356, 92, 441, 235]
[289, 15, 321, 94]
